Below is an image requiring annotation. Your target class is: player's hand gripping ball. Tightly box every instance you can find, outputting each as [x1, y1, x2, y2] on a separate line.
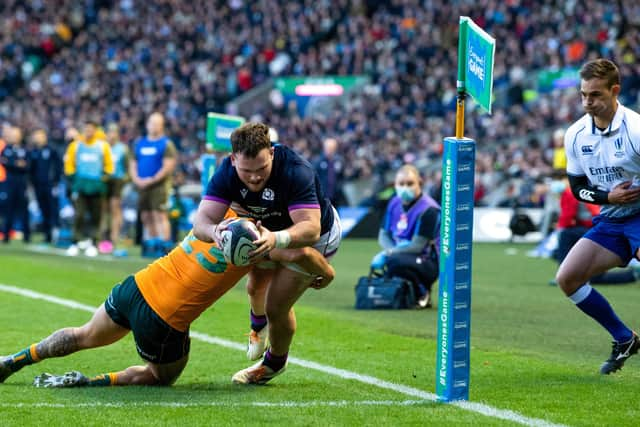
[220, 218, 260, 266]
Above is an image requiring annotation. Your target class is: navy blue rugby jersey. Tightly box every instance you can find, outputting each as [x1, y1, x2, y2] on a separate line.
[204, 144, 334, 234]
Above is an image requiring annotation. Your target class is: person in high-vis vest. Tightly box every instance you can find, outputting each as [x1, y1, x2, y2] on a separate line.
[0, 135, 6, 182]
[129, 112, 177, 257]
[100, 123, 129, 253]
[63, 120, 114, 256]
[0, 127, 7, 240]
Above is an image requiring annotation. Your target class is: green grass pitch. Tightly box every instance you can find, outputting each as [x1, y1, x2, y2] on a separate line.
[1, 240, 639, 426]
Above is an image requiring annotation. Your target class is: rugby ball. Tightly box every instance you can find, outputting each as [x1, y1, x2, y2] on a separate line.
[220, 218, 260, 266]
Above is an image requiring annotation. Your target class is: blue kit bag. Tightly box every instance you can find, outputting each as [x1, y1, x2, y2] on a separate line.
[355, 269, 416, 309]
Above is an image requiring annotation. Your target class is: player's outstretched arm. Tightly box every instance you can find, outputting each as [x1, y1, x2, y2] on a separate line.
[32, 356, 188, 388]
[269, 247, 336, 288]
[193, 199, 231, 243]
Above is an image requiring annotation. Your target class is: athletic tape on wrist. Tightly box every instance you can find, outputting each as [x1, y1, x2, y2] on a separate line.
[274, 230, 291, 249]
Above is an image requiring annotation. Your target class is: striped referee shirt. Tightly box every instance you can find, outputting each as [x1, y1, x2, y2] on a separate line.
[565, 102, 640, 218]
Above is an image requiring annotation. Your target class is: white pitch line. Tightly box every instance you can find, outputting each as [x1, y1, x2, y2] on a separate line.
[0, 400, 428, 409]
[0, 283, 567, 427]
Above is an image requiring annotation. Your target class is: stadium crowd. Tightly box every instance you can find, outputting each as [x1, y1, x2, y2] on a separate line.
[1, 0, 640, 209]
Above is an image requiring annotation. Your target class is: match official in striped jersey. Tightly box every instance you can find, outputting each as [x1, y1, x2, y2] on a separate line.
[556, 59, 640, 374]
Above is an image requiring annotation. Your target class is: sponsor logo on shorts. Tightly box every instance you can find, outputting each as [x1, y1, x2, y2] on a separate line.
[136, 345, 157, 362]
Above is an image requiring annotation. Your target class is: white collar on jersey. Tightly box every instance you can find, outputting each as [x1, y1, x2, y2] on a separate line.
[591, 100, 623, 136]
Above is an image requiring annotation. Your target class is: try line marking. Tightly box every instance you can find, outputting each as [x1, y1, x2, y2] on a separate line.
[0, 283, 566, 427]
[1, 400, 427, 409]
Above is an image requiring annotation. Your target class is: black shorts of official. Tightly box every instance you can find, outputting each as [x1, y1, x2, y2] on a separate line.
[104, 275, 190, 364]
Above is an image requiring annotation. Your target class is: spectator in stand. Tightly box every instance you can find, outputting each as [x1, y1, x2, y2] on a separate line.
[0, 126, 30, 243]
[29, 129, 62, 244]
[0, 0, 639, 203]
[313, 138, 346, 206]
[552, 128, 567, 170]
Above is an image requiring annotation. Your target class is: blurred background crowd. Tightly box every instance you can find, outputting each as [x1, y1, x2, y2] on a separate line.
[1, 0, 640, 248]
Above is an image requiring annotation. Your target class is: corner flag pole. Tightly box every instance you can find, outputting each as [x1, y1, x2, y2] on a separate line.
[455, 15, 467, 140]
[455, 93, 466, 140]
[436, 16, 494, 403]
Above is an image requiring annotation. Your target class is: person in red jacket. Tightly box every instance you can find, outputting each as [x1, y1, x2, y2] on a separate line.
[552, 176, 637, 284]
[0, 131, 6, 241]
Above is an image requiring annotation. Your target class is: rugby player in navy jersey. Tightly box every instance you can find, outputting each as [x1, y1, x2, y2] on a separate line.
[193, 122, 341, 384]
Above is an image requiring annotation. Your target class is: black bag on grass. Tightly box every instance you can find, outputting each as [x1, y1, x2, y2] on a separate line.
[355, 269, 416, 309]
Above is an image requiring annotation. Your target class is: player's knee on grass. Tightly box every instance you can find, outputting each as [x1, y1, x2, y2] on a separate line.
[150, 356, 188, 386]
[120, 365, 162, 386]
[154, 371, 180, 386]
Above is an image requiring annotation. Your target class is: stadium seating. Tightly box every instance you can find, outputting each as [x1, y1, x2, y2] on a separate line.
[1, 0, 639, 207]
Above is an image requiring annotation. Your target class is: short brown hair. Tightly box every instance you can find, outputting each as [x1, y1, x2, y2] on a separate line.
[396, 164, 421, 182]
[231, 122, 271, 157]
[579, 59, 620, 88]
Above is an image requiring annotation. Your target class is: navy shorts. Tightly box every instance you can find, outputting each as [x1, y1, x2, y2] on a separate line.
[104, 276, 190, 364]
[583, 214, 640, 265]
